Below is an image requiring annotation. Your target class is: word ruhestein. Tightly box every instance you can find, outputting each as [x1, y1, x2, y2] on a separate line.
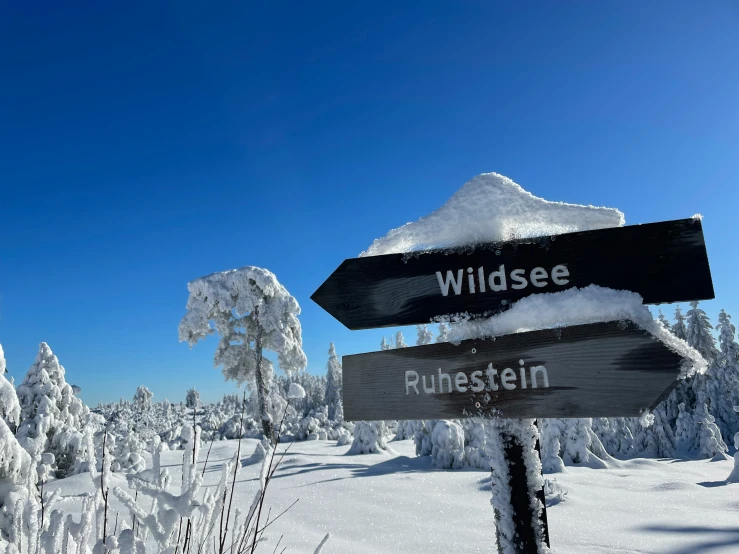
[435, 264, 570, 296]
[404, 362, 550, 395]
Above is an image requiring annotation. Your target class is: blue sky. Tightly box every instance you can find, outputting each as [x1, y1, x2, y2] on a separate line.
[1, 2, 737, 405]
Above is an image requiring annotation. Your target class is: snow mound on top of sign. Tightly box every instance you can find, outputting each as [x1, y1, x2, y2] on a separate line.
[360, 172, 624, 257]
[446, 285, 706, 379]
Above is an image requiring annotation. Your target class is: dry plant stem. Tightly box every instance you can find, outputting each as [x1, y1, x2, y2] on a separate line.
[219, 392, 247, 553]
[270, 536, 283, 554]
[202, 436, 215, 477]
[102, 428, 109, 546]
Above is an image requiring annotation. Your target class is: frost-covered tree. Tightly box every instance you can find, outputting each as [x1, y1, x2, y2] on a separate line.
[16, 343, 89, 478]
[686, 301, 719, 363]
[133, 385, 153, 410]
[185, 387, 201, 410]
[672, 306, 688, 341]
[657, 310, 671, 331]
[179, 266, 307, 440]
[0, 344, 36, 543]
[416, 324, 433, 346]
[727, 407, 739, 483]
[694, 403, 727, 458]
[347, 421, 390, 454]
[325, 343, 343, 421]
[717, 310, 739, 364]
[436, 322, 449, 343]
[394, 331, 407, 349]
[380, 337, 390, 351]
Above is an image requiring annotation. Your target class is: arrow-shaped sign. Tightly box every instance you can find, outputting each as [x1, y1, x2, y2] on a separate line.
[312, 218, 714, 330]
[342, 320, 687, 421]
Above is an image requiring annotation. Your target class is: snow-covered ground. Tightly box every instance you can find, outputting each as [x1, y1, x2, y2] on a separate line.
[46, 438, 738, 554]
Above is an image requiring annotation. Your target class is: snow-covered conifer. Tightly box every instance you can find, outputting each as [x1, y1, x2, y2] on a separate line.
[540, 419, 566, 473]
[380, 337, 390, 351]
[416, 324, 433, 346]
[436, 322, 449, 343]
[657, 310, 671, 331]
[672, 306, 688, 341]
[430, 420, 465, 469]
[347, 421, 390, 454]
[686, 301, 719, 363]
[185, 387, 201, 410]
[694, 403, 727, 458]
[133, 385, 153, 410]
[674, 402, 696, 453]
[727, 407, 739, 483]
[325, 343, 343, 421]
[16, 343, 89, 478]
[179, 266, 307, 440]
[394, 331, 407, 349]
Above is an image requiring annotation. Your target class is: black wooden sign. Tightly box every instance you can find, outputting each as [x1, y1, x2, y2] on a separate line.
[342, 320, 685, 421]
[312, 218, 714, 330]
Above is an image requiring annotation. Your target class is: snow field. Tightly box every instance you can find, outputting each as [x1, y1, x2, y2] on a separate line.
[44, 438, 738, 554]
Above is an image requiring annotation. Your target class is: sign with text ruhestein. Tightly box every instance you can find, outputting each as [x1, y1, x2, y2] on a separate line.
[312, 219, 714, 330]
[342, 320, 686, 421]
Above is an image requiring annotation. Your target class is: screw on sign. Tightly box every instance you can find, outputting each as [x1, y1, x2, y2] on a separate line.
[312, 218, 714, 554]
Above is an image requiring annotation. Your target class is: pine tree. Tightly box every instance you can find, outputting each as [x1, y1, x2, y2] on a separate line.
[686, 301, 719, 363]
[380, 337, 390, 350]
[436, 322, 450, 343]
[16, 343, 89, 478]
[179, 266, 307, 441]
[325, 343, 343, 421]
[672, 306, 688, 341]
[716, 310, 739, 440]
[416, 324, 433, 346]
[657, 310, 671, 331]
[185, 388, 201, 410]
[395, 331, 407, 349]
[133, 385, 153, 410]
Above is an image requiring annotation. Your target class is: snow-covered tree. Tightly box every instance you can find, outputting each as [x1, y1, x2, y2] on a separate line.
[657, 310, 671, 331]
[394, 331, 407, 349]
[325, 343, 343, 421]
[380, 337, 390, 351]
[416, 324, 433, 346]
[16, 343, 89, 478]
[672, 306, 688, 341]
[347, 421, 390, 454]
[686, 301, 719, 363]
[717, 310, 739, 365]
[436, 322, 449, 343]
[185, 387, 201, 410]
[133, 385, 153, 410]
[179, 266, 307, 440]
[727, 407, 739, 483]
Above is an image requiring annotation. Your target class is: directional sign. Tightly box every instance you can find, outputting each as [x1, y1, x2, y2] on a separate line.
[312, 218, 714, 330]
[342, 320, 685, 421]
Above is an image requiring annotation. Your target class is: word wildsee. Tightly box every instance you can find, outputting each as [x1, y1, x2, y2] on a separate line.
[435, 263, 570, 296]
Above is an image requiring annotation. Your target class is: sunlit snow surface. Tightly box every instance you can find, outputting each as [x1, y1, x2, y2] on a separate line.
[46, 439, 739, 554]
[361, 173, 624, 257]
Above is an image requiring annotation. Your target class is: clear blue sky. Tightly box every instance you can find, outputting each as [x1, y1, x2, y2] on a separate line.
[1, 2, 737, 405]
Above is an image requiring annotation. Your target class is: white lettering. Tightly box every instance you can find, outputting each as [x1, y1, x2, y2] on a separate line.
[501, 368, 517, 390]
[486, 363, 499, 391]
[488, 264, 507, 292]
[470, 370, 485, 392]
[530, 267, 548, 287]
[436, 270, 464, 296]
[530, 365, 549, 388]
[454, 372, 468, 392]
[437, 368, 452, 394]
[551, 264, 570, 286]
[467, 268, 476, 294]
[422, 375, 436, 394]
[510, 268, 528, 290]
[405, 370, 419, 395]
[519, 362, 527, 389]
[477, 267, 486, 293]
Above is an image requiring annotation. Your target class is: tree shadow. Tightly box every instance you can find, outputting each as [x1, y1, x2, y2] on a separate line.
[697, 480, 731, 488]
[635, 524, 739, 554]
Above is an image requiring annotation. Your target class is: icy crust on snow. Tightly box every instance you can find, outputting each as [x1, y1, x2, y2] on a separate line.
[448, 285, 707, 379]
[360, 173, 624, 257]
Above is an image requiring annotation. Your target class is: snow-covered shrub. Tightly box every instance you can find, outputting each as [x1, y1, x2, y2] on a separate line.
[462, 419, 488, 469]
[393, 420, 416, 441]
[430, 420, 465, 469]
[347, 421, 390, 454]
[727, 407, 739, 483]
[413, 420, 436, 457]
[185, 387, 201, 410]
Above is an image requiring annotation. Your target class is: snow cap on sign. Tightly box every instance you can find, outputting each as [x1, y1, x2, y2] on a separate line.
[361, 172, 625, 257]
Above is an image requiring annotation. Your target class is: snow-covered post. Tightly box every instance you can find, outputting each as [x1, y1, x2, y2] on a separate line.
[489, 419, 550, 554]
[179, 266, 307, 442]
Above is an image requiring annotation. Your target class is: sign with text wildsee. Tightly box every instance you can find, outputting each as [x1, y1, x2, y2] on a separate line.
[311, 218, 714, 330]
[341, 321, 685, 421]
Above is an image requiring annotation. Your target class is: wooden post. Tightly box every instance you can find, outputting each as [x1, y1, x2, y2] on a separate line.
[494, 420, 550, 553]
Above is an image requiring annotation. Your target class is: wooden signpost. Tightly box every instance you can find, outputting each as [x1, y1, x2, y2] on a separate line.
[312, 218, 713, 330]
[312, 217, 714, 554]
[342, 320, 686, 421]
